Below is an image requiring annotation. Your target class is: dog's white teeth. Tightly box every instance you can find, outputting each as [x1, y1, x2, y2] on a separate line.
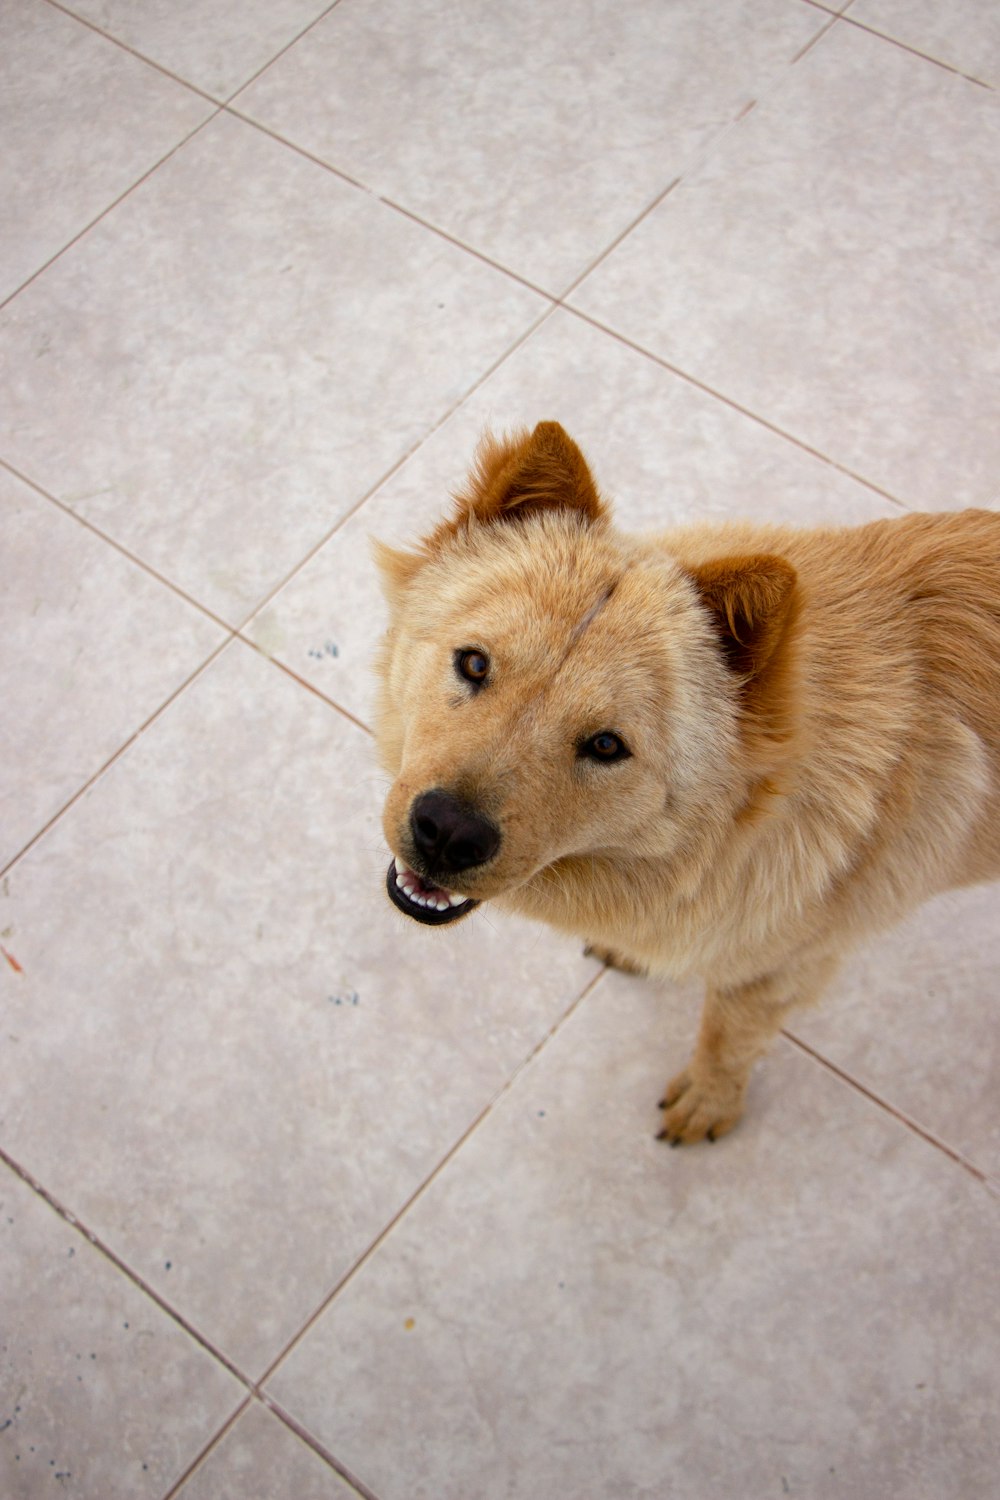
[392, 856, 470, 911]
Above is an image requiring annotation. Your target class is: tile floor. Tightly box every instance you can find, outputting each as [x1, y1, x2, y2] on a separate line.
[1, 2, 998, 1497]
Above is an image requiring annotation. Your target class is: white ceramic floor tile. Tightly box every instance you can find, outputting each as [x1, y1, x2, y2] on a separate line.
[0, 469, 224, 872]
[269, 971, 1000, 1500]
[0, 1, 212, 304]
[0, 640, 594, 1374]
[247, 308, 900, 726]
[0, 1165, 241, 1500]
[851, 0, 1000, 86]
[573, 22, 1000, 511]
[790, 884, 1000, 1179]
[175, 1402, 357, 1499]
[0, 110, 544, 624]
[59, 0, 334, 99]
[235, 0, 826, 291]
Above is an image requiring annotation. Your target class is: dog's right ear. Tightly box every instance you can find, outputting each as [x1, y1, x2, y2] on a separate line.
[435, 422, 607, 545]
[371, 537, 424, 606]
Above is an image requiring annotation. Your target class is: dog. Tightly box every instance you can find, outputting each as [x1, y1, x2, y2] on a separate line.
[374, 421, 1000, 1143]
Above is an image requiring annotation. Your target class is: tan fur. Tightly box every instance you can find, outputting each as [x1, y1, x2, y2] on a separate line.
[375, 422, 1000, 1143]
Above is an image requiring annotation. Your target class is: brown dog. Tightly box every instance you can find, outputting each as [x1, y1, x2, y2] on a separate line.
[375, 422, 1000, 1143]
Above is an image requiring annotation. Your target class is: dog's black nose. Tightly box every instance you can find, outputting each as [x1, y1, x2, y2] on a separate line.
[410, 791, 501, 874]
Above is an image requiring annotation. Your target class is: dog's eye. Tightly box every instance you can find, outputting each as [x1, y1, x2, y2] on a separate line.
[580, 731, 630, 763]
[455, 648, 490, 686]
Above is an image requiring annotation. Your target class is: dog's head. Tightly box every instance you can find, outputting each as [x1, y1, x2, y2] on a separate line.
[374, 422, 797, 926]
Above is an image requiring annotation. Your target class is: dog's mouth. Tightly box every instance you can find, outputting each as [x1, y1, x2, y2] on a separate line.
[385, 858, 479, 926]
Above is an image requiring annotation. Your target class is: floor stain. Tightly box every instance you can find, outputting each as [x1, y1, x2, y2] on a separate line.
[1, 945, 23, 974]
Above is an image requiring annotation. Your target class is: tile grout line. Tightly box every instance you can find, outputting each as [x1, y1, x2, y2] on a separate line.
[221, 104, 384, 200]
[838, 13, 996, 91]
[1, 1150, 382, 1498]
[223, 1, 843, 318]
[369, 188, 558, 302]
[787, 8, 843, 68]
[217, 8, 952, 527]
[43, 0, 356, 113]
[0, 457, 235, 636]
[221, 0, 346, 107]
[247, 646, 374, 738]
[221, 103, 557, 304]
[259, 1398, 382, 1500]
[0, 1146, 252, 1388]
[157, 1397, 253, 1500]
[560, 302, 914, 511]
[232, 301, 561, 636]
[553, 2, 849, 305]
[0, 962, 607, 1491]
[0, 106, 224, 315]
[793, 0, 996, 91]
[253, 967, 608, 1393]
[539, 12, 917, 513]
[553, 177, 682, 306]
[801, 0, 850, 14]
[781, 1030, 993, 1186]
[0, 635, 235, 881]
[10, 1, 366, 320]
[42, 0, 221, 103]
[157, 1390, 379, 1500]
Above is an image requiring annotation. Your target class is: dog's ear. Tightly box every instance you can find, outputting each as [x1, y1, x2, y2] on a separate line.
[689, 554, 797, 679]
[371, 537, 424, 606]
[443, 422, 607, 538]
[374, 425, 604, 587]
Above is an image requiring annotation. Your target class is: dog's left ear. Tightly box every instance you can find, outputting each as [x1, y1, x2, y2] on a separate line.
[689, 554, 797, 679]
[446, 422, 607, 536]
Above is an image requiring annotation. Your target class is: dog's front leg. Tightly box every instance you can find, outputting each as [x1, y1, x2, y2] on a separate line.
[658, 952, 840, 1145]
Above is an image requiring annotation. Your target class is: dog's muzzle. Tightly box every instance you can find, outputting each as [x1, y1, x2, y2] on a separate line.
[385, 790, 500, 926]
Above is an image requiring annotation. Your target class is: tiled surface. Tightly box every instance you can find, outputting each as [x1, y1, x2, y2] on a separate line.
[0, 469, 224, 871]
[0, 641, 594, 1374]
[58, 0, 335, 100]
[0, 1166, 242, 1500]
[0, 109, 543, 626]
[0, 0, 212, 304]
[850, 0, 1000, 85]
[2, 4, 998, 1498]
[174, 1402, 357, 1499]
[573, 21, 1000, 511]
[235, 0, 828, 291]
[269, 974, 1000, 1500]
[791, 884, 1000, 1176]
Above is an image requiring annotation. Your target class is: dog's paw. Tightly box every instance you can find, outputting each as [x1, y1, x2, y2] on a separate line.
[583, 942, 647, 976]
[657, 1067, 745, 1146]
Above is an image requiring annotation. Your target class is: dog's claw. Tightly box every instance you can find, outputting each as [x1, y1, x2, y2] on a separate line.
[658, 1066, 744, 1146]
